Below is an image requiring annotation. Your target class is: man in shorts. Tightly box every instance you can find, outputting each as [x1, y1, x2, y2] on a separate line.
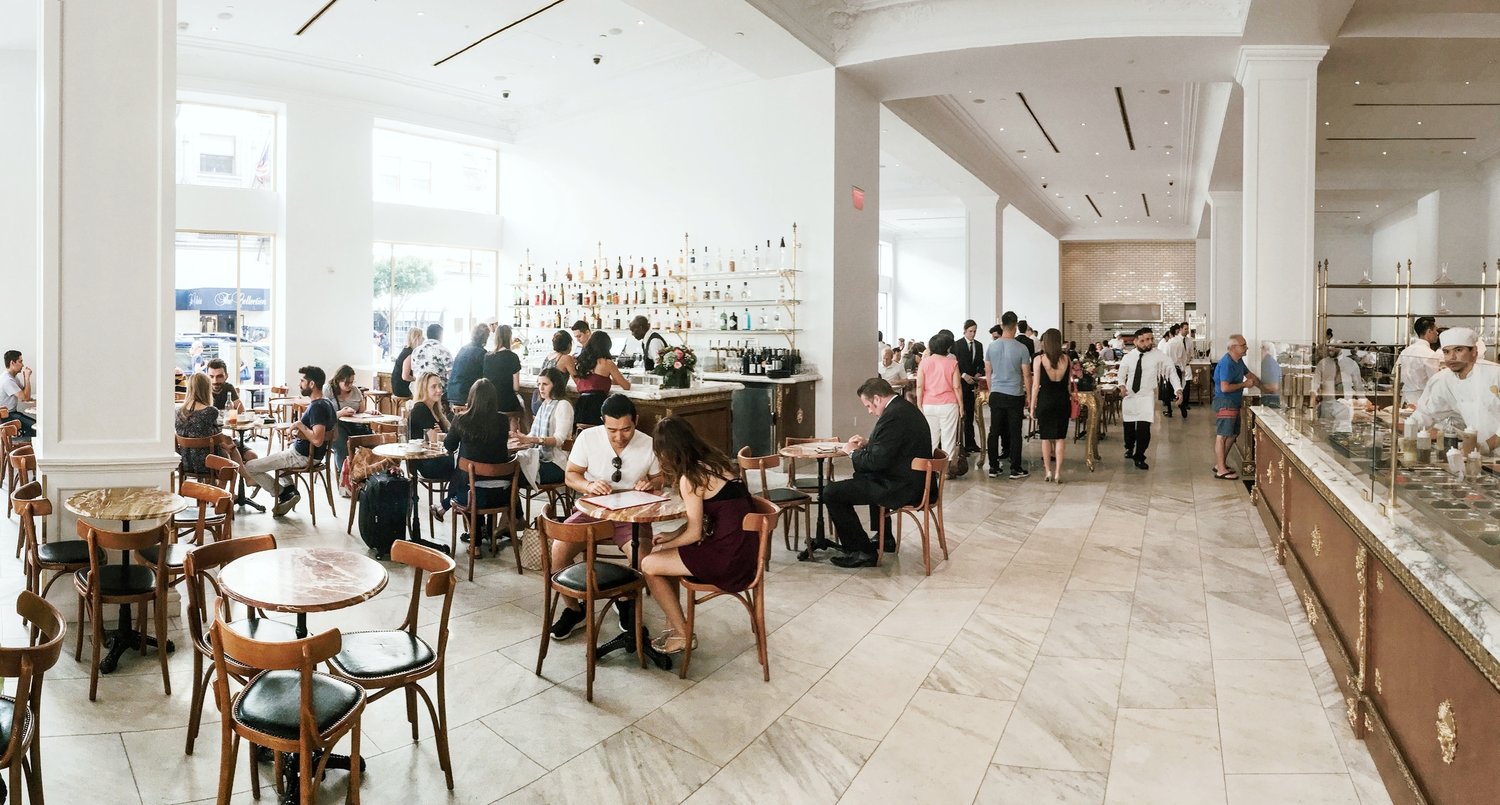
[1212, 334, 1259, 480]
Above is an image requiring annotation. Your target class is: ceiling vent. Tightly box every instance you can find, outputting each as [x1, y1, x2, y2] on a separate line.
[1115, 87, 1136, 151]
[295, 0, 341, 35]
[435, 0, 571, 67]
[1015, 92, 1060, 153]
[1084, 194, 1103, 217]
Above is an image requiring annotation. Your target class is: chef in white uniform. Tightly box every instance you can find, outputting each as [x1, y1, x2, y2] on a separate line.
[1396, 316, 1442, 406]
[1404, 327, 1500, 453]
[1117, 326, 1183, 470]
[1314, 347, 1364, 400]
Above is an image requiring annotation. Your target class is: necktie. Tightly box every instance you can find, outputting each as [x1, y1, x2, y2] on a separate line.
[1132, 356, 1143, 393]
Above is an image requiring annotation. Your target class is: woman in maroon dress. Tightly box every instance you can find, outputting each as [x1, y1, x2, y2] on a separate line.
[640, 416, 757, 654]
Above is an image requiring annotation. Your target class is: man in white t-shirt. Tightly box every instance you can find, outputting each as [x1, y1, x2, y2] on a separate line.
[1, 350, 35, 439]
[547, 393, 667, 641]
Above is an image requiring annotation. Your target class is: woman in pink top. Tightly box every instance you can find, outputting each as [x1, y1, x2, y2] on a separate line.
[916, 330, 963, 457]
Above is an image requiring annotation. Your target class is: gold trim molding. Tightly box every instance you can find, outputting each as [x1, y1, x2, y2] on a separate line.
[1437, 699, 1457, 764]
[1311, 524, 1323, 557]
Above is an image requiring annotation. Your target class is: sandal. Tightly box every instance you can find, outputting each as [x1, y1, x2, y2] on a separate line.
[1213, 468, 1240, 480]
[650, 630, 698, 655]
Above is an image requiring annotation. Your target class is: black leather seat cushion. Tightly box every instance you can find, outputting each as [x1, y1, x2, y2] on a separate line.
[139, 544, 194, 569]
[766, 487, 811, 505]
[328, 631, 436, 679]
[791, 477, 822, 490]
[0, 696, 33, 749]
[75, 564, 156, 596]
[554, 561, 639, 592]
[206, 617, 299, 663]
[36, 540, 96, 565]
[173, 510, 226, 525]
[234, 670, 360, 741]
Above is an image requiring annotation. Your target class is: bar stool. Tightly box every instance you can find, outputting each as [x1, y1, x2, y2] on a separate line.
[876, 449, 950, 575]
[677, 497, 778, 681]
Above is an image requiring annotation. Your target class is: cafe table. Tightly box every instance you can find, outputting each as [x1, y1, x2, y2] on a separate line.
[220, 412, 267, 512]
[65, 488, 187, 673]
[219, 547, 388, 804]
[573, 493, 687, 670]
[339, 411, 401, 430]
[372, 441, 450, 543]
[777, 441, 851, 561]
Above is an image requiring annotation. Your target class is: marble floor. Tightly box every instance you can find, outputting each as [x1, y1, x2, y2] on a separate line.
[0, 410, 1397, 804]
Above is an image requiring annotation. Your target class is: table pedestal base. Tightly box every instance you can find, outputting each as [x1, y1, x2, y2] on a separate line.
[234, 479, 266, 513]
[797, 537, 841, 562]
[253, 747, 364, 805]
[594, 626, 673, 671]
[99, 605, 174, 675]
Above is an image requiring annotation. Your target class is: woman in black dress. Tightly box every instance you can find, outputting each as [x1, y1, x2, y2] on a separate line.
[639, 416, 758, 655]
[1029, 328, 1076, 484]
[391, 327, 421, 399]
[482, 324, 524, 415]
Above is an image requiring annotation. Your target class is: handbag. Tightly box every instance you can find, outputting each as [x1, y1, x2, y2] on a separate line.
[519, 520, 544, 571]
[1070, 395, 1082, 421]
[948, 450, 970, 480]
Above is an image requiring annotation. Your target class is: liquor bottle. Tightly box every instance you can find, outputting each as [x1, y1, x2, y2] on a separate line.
[729, 312, 739, 331]
[651, 283, 659, 304]
[615, 257, 623, 279]
[728, 251, 736, 272]
[591, 259, 599, 282]
[744, 309, 752, 331]
[690, 248, 697, 271]
[541, 264, 548, 283]
[773, 310, 783, 329]
[639, 261, 647, 278]
[752, 245, 760, 271]
[716, 247, 724, 272]
[719, 312, 728, 331]
[565, 264, 573, 281]
[652, 257, 659, 277]
[690, 283, 699, 303]
[526, 266, 533, 283]
[742, 282, 750, 301]
[780, 237, 787, 270]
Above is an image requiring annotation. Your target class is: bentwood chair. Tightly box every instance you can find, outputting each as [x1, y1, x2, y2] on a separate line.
[327, 541, 457, 789]
[174, 435, 220, 490]
[678, 497, 779, 681]
[521, 439, 575, 524]
[0, 421, 21, 501]
[10, 483, 94, 599]
[7, 443, 34, 525]
[182, 535, 295, 756]
[737, 447, 810, 553]
[534, 515, 645, 702]
[450, 457, 522, 581]
[74, 521, 172, 701]
[0, 591, 66, 805]
[876, 449, 950, 575]
[145, 481, 233, 595]
[274, 443, 338, 526]
[210, 619, 365, 804]
[344, 433, 398, 535]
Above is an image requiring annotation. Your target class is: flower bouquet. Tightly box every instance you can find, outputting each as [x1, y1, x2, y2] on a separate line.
[655, 344, 698, 389]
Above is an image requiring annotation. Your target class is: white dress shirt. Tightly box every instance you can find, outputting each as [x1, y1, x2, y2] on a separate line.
[1396, 338, 1441, 406]
[1117, 348, 1182, 423]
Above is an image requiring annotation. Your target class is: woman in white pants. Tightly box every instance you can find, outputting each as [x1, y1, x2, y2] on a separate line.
[916, 330, 963, 459]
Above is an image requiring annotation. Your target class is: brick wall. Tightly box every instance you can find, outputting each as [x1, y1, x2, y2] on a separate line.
[1059, 240, 1197, 344]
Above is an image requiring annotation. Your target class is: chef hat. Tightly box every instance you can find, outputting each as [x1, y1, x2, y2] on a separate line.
[1439, 327, 1479, 348]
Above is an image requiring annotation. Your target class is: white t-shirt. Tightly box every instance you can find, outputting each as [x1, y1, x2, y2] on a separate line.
[0, 372, 22, 412]
[569, 424, 661, 490]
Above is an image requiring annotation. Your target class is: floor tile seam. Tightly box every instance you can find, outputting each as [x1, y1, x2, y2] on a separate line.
[684, 714, 874, 804]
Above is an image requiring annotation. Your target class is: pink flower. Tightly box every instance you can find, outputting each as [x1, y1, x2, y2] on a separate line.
[673, 361, 683, 369]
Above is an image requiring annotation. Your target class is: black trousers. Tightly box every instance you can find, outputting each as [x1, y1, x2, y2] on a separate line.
[822, 477, 892, 554]
[960, 382, 979, 450]
[1123, 421, 1151, 459]
[987, 392, 1025, 471]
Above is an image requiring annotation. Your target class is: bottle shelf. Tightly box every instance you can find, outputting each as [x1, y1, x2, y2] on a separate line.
[673, 299, 797, 307]
[675, 269, 799, 281]
[1326, 283, 1493, 290]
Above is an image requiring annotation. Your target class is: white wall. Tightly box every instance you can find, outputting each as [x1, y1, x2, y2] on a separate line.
[0, 49, 36, 362]
[1001, 205, 1061, 330]
[1316, 221, 1376, 341]
[892, 235, 965, 343]
[1368, 201, 1423, 344]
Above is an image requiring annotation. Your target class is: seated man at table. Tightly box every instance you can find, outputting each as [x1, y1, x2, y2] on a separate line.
[1, 350, 35, 439]
[822, 377, 933, 569]
[241, 366, 336, 517]
[205, 358, 243, 413]
[548, 393, 668, 640]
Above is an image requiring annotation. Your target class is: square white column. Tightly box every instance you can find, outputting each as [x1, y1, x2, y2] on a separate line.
[964, 195, 1003, 329]
[1208, 191, 1243, 356]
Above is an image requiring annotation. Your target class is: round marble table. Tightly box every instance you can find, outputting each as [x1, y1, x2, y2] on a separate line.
[220, 414, 267, 511]
[778, 442, 851, 560]
[573, 493, 686, 671]
[219, 547, 388, 637]
[339, 412, 401, 427]
[373, 441, 451, 543]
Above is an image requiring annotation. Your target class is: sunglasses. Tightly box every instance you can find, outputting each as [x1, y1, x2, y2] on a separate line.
[611, 456, 623, 484]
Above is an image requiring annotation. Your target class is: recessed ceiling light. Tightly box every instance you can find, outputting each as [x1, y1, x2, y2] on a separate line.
[1382, 151, 1387, 155]
[210, 26, 219, 31]
[999, 128, 1005, 132]
[1163, 120, 1168, 125]
[1022, 154, 1027, 158]
[637, 19, 645, 25]
[1354, 80, 1360, 85]
[1417, 121, 1422, 125]
[217, 11, 233, 20]
[1464, 150, 1469, 155]
[1357, 215, 1362, 219]
[1324, 121, 1330, 126]
[1095, 152, 1100, 156]
[1375, 204, 1380, 208]
[356, 53, 363, 58]
[1466, 81, 1471, 85]
[1081, 122, 1086, 126]
[416, 10, 425, 16]
[968, 90, 973, 94]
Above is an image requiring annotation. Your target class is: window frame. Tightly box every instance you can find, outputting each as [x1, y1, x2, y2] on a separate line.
[175, 100, 278, 191]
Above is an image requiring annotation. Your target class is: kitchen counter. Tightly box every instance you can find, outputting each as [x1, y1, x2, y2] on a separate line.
[699, 371, 821, 386]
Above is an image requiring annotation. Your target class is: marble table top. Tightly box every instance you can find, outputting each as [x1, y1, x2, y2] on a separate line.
[575, 494, 686, 523]
[779, 443, 851, 460]
[219, 547, 388, 614]
[340, 413, 401, 425]
[220, 414, 264, 431]
[373, 442, 449, 461]
[65, 488, 187, 521]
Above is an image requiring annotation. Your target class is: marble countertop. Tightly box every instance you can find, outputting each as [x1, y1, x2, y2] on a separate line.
[519, 375, 742, 400]
[699, 371, 820, 386]
[1254, 406, 1500, 666]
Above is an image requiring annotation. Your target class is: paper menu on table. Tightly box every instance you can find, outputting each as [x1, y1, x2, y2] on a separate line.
[580, 491, 669, 511]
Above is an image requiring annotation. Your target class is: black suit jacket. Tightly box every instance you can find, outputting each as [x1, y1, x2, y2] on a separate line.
[851, 396, 933, 509]
[954, 338, 984, 380]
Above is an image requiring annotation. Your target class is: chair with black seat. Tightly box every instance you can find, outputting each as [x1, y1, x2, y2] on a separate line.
[522, 439, 575, 523]
[533, 514, 644, 701]
[344, 433, 398, 535]
[145, 481, 232, 596]
[328, 541, 456, 789]
[182, 534, 296, 756]
[10, 483, 94, 599]
[73, 521, 172, 701]
[678, 496, 779, 681]
[450, 457, 522, 581]
[210, 618, 365, 804]
[876, 449, 950, 575]
[0, 590, 66, 805]
[737, 446, 810, 554]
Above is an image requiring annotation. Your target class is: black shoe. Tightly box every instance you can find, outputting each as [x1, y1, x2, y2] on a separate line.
[1009, 468, 1030, 479]
[549, 606, 585, 640]
[1124, 449, 1134, 458]
[883, 536, 897, 553]
[831, 551, 877, 569]
[988, 467, 1001, 478]
[1164, 410, 1173, 418]
[1134, 458, 1150, 470]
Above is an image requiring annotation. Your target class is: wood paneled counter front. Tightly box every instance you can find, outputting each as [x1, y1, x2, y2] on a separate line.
[518, 376, 739, 453]
[1249, 407, 1500, 805]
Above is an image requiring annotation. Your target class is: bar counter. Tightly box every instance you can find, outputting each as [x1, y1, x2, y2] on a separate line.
[519, 374, 740, 453]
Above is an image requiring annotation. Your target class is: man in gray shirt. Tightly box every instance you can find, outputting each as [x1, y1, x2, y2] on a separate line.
[984, 311, 1032, 478]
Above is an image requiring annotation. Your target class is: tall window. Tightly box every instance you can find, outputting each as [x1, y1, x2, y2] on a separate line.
[372, 127, 497, 214]
[372, 243, 499, 368]
[175, 232, 276, 388]
[176, 103, 276, 190]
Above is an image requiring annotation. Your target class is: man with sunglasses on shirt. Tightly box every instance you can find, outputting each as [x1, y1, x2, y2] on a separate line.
[548, 393, 668, 640]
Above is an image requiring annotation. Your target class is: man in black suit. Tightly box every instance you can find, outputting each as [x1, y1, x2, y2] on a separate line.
[825, 377, 934, 569]
[955, 319, 985, 454]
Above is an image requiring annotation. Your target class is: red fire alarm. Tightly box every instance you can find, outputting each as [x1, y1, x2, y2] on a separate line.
[851, 186, 865, 211]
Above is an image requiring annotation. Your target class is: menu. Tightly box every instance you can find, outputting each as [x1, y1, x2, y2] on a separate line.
[581, 491, 669, 511]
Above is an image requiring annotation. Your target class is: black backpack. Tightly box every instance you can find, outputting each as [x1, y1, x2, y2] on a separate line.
[358, 470, 410, 559]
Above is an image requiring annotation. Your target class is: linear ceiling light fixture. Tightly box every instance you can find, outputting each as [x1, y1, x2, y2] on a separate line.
[1114, 87, 1136, 151]
[1353, 102, 1500, 107]
[434, 0, 570, 67]
[1015, 92, 1060, 153]
[295, 0, 342, 35]
[1085, 194, 1103, 217]
[1141, 193, 1150, 217]
[1325, 137, 1475, 142]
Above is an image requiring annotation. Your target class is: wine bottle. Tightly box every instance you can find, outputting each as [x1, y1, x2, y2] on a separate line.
[615, 257, 623, 279]
[651, 283, 659, 304]
[779, 237, 787, 269]
[652, 257, 659, 277]
[565, 264, 573, 281]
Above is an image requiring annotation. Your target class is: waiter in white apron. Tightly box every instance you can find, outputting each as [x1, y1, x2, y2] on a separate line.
[1117, 326, 1183, 470]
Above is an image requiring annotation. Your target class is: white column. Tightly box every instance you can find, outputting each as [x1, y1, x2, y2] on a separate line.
[1236, 45, 1326, 349]
[1208, 191, 1243, 356]
[36, 1, 178, 496]
[964, 194, 1003, 329]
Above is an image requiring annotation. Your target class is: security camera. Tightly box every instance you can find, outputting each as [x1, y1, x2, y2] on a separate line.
[1041, 183, 1048, 189]
[501, 90, 510, 99]
[1168, 180, 1174, 186]
[592, 54, 602, 65]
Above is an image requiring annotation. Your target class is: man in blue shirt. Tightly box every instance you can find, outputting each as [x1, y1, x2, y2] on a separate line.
[1212, 334, 1258, 480]
[984, 311, 1032, 479]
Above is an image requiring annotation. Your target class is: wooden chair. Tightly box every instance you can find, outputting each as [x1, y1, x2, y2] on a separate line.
[262, 397, 305, 452]
[344, 433, 398, 535]
[678, 496, 779, 681]
[783, 436, 843, 496]
[0, 591, 66, 805]
[73, 521, 172, 701]
[522, 439, 575, 524]
[450, 457, 522, 581]
[145, 481, 233, 595]
[209, 619, 365, 804]
[10, 483, 94, 599]
[876, 449, 951, 575]
[534, 515, 645, 701]
[182, 535, 295, 756]
[737, 447, 810, 553]
[204, 454, 240, 494]
[327, 542, 457, 789]
[6, 443, 34, 524]
[274, 446, 338, 527]
[173, 434, 219, 489]
[0, 421, 21, 501]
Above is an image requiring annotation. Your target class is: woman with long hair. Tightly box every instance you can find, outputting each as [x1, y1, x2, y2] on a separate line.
[572, 330, 629, 427]
[393, 327, 422, 397]
[1029, 328, 1076, 483]
[408, 372, 453, 482]
[516, 367, 573, 489]
[531, 330, 577, 414]
[432, 379, 513, 527]
[640, 416, 759, 654]
[483, 324, 524, 414]
[324, 364, 367, 477]
[176, 373, 222, 476]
